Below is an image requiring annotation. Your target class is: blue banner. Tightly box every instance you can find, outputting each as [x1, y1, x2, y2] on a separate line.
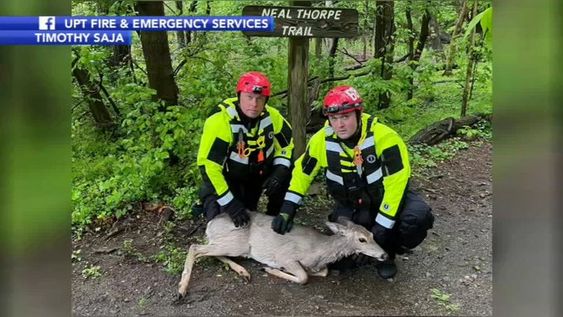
[0, 31, 132, 46]
[0, 16, 274, 31]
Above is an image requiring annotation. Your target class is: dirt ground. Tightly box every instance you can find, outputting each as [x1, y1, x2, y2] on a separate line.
[72, 140, 492, 316]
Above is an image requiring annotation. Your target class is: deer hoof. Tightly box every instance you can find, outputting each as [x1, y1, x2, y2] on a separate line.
[172, 292, 186, 306]
[242, 274, 251, 283]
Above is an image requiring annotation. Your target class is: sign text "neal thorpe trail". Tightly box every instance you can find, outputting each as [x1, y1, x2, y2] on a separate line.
[242, 6, 358, 38]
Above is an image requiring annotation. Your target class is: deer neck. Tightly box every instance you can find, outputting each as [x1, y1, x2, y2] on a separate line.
[314, 235, 356, 267]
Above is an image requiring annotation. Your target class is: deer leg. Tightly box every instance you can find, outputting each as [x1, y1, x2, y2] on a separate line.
[309, 267, 329, 277]
[216, 256, 251, 282]
[178, 244, 203, 298]
[264, 261, 309, 285]
[178, 243, 246, 298]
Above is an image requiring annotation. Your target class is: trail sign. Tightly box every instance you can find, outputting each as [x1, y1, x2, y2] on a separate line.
[242, 5, 358, 38]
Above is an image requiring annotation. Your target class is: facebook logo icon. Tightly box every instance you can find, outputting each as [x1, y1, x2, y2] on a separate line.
[38, 16, 56, 30]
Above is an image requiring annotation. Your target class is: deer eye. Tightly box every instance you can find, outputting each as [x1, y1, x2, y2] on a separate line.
[359, 238, 367, 243]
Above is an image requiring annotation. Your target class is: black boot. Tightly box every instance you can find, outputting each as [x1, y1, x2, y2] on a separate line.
[376, 258, 397, 279]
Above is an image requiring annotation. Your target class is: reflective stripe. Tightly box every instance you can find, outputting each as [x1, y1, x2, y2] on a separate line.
[273, 157, 291, 168]
[266, 144, 274, 158]
[230, 124, 248, 134]
[326, 170, 344, 185]
[284, 192, 302, 204]
[376, 213, 396, 229]
[217, 191, 234, 206]
[226, 106, 238, 119]
[366, 167, 383, 184]
[259, 116, 273, 131]
[326, 141, 342, 153]
[325, 126, 334, 136]
[229, 151, 249, 165]
[360, 136, 375, 150]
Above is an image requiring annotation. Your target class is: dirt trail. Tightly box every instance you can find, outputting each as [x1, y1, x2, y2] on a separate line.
[72, 141, 492, 316]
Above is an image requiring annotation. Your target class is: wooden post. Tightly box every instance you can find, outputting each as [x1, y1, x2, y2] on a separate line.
[288, 0, 311, 158]
[461, 0, 478, 117]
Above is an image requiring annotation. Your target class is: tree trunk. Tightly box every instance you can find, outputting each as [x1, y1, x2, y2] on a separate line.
[72, 60, 114, 129]
[444, 0, 469, 75]
[374, 0, 395, 109]
[405, 0, 415, 100]
[328, 37, 339, 79]
[288, 0, 311, 158]
[186, 1, 198, 44]
[175, 1, 186, 48]
[315, 38, 322, 60]
[406, 7, 431, 100]
[362, 0, 369, 60]
[461, 1, 479, 117]
[135, 1, 179, 106]
[109, 45, 131, 68]
[413, 9, 431, 65]
[98, 1, 132, 71]
[408, 113, 491, 145]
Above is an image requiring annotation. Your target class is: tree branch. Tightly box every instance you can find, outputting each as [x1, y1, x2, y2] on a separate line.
[97, 72, 121, 117]
[337, 47, 365, 66]
[272, 70, 372, 98]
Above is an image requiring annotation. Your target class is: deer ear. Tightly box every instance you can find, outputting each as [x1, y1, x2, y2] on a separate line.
[326, 222, 347, 235]
[336, 216, 354, 227]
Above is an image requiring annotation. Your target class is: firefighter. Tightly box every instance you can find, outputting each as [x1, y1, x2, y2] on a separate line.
[271, 85, 434, 279]
[197, 71, 294, 227]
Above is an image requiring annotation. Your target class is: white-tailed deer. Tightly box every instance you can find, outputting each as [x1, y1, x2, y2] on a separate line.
[178, 211, 387, 298]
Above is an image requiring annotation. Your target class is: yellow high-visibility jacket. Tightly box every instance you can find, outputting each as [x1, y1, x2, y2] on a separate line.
[283, 113, 410, 229]
[197, 97, 294, 207]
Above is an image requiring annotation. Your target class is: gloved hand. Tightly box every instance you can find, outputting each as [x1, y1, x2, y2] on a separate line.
[371, 222, 394, 251]
[271, 202, 296, 234]
[262, 166, 290, 197]
[222, 199, 250, 228]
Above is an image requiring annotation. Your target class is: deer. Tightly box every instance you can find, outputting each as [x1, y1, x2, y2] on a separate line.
[178, 211, 388, 298]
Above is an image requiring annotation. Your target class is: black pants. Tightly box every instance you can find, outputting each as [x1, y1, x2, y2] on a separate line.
[329, 189, 434, 268]
[201, 171, 290, 222]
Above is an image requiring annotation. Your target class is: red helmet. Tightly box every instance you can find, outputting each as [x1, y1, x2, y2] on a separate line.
[236, 71, 271, 97]
[322, 85, 363, 116]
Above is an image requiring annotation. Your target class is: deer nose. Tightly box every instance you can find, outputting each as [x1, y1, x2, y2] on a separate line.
[379, 253, 389, 262]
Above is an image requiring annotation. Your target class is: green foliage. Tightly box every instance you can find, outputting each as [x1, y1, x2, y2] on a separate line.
[464, 7, 493, 48]
[72, 249, 82, 263]
[457, 120, 492, 140]
[82, 265, 102, 279]
[137, 296, 150, 311]
[431, 288, 461, 314]
[72, 82, 205, 229]
[409, 139, 470, 174]
[152, 245, 187, 275]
